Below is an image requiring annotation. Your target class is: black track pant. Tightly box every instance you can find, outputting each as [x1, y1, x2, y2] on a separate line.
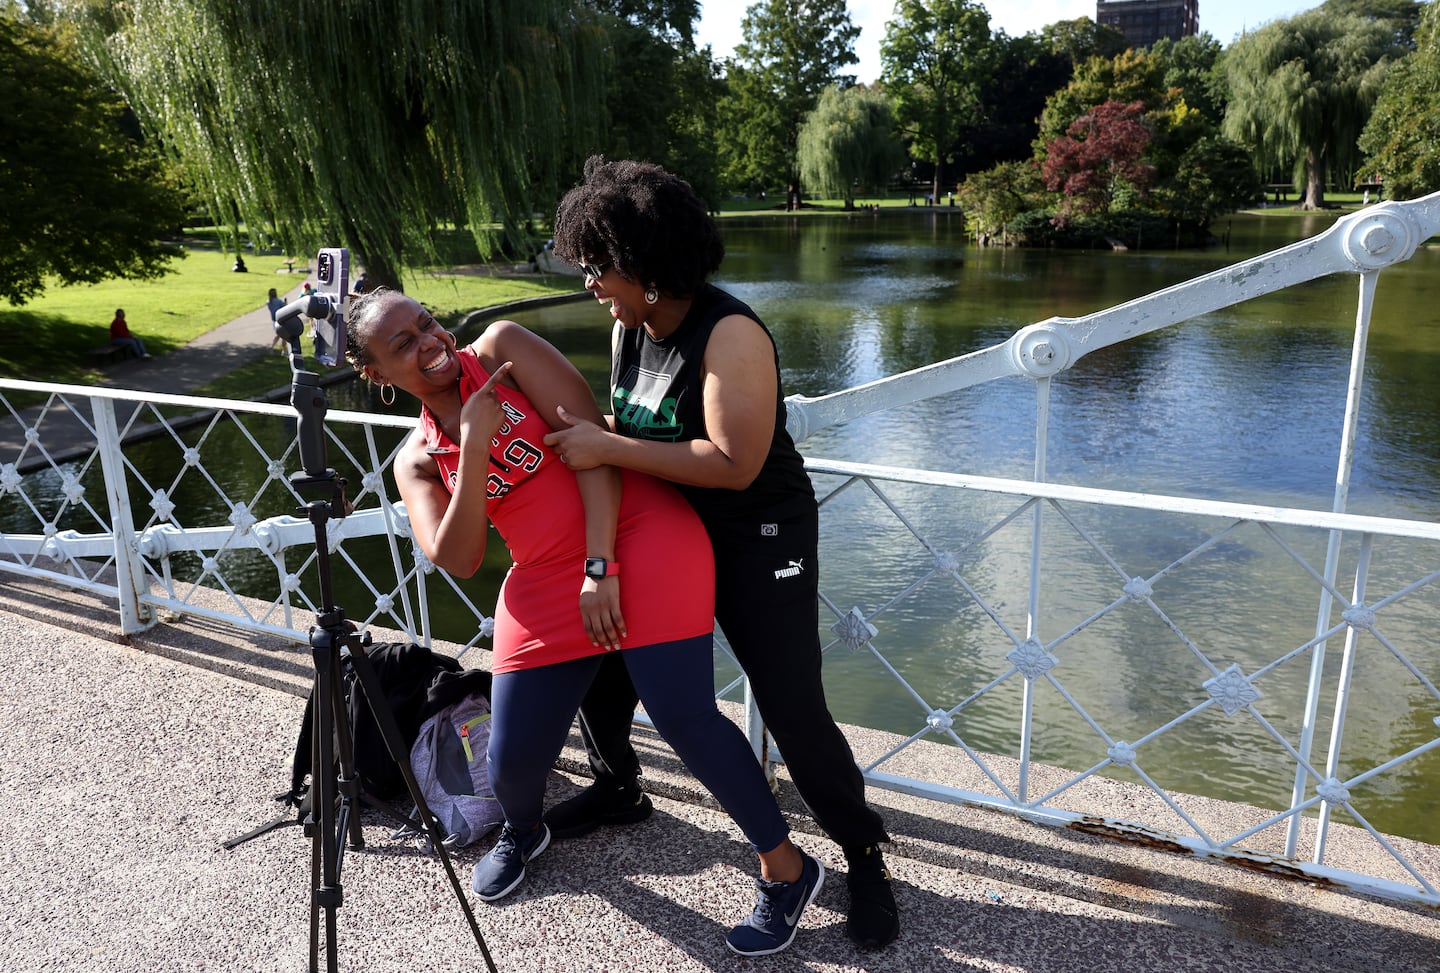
[572, 505, 889, 852]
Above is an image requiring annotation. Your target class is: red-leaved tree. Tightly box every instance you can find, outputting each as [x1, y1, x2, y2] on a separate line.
[1042, 100, 1155, 215]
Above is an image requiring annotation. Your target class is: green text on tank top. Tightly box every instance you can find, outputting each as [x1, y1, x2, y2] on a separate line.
[612, 284, 814, 522]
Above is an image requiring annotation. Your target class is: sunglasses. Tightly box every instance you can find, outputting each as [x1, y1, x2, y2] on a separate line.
[577, 260, 611, 282]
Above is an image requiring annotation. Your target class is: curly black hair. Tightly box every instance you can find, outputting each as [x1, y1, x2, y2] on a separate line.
[551, 156, 724, 298]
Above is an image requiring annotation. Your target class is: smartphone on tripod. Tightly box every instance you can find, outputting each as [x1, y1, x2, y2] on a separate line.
[311, 247, 350, 368]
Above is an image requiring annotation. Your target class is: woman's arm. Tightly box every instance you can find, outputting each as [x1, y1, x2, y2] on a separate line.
[543, 314, 777, 491]
[392, 426, 491, 578]
[394, 363, 516, 577]
[476, 321, 626, 648]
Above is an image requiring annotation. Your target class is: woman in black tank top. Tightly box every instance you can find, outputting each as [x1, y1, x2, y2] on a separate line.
[544, 156, 901, 952]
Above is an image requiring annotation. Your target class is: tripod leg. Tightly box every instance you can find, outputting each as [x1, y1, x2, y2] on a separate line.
[309, 721, 321, 973]
[309, 639, 346, 973]
[325, 655, 366, 851]
[346, 642, 498, 973]
[288, 478, 494, 971]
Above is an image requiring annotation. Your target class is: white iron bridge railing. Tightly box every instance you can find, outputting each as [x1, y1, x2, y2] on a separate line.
[2, 193, 1439, 910]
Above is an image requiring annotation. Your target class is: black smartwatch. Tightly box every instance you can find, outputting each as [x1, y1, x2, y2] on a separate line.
[584, 557, 620, 580]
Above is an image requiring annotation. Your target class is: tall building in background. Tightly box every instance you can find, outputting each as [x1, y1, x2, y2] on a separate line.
[1096, 0, 1199, 47]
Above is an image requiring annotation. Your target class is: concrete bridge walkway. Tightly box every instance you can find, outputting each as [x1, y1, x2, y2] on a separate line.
[1, 574, 1436, 973]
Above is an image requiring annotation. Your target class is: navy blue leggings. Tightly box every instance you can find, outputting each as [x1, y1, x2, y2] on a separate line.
[487, 635, 790, 853]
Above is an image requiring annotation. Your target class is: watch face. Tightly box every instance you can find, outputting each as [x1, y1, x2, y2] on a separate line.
[585, 557, 606, 579]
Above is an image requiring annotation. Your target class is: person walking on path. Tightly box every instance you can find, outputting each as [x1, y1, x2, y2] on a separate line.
[544, 156, 900, 949]
[266, 288, 287, 354]
[109, 309, 152, 359]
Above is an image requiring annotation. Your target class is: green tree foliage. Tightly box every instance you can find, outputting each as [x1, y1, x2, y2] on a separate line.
[62, 0, 607, 289]
[0, 11, 185, 305]
[717, 0, 860, 194]
[1147, 33, 1228, 125]
[590, 2, 724, 205]
[1152, 136, 1263, 226]
[1035, 48, 1169, 151]
[956, 160, 1045, 242]
[1030, 36, 1245, 221]
[589, 0, 700, 45]
[1359, 0, 1440, 198]
[660, 50, 729, 209]
[1041, 100, 1155, 216]
[880, 0, 996, 204]
[990, 33, 1254, 238]
[1322, 0, 1424, 46]
[957, 31, 1072, 174]
[1039, 16, 1129, 68]
[718, 65, 787, 195]
[796, 85, 905, 207]
[1222, 8, 1398, 209]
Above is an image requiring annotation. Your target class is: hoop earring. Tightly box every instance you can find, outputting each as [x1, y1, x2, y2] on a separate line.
[380, 382, 396, 406]
[644, 287, 660, 305]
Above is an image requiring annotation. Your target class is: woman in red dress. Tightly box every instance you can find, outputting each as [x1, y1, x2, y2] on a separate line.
[344, 289, 822, 956]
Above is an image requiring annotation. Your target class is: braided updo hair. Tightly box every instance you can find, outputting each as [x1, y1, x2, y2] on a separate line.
[343, 287, 405, 369]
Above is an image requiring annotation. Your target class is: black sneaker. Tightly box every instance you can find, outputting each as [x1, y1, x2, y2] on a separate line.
[471, 822, 550, 902]
[542, 779, 653, 839]
[725, 851, 825, 957]
[844, 844, 899, 948]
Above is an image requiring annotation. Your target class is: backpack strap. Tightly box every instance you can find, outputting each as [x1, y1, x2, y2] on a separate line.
[221, 811, 299, 849]
[288, 691, 316, 803]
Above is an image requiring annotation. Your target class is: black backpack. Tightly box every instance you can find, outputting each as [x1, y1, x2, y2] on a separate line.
[224, 641, 492, 848]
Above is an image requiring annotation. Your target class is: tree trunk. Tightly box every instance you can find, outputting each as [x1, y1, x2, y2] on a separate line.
[355, 249, 403, 295]
[1300, 146, 1326, 210]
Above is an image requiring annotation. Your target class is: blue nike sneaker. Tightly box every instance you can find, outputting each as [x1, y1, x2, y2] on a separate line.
[725, 851, 825, 956]
[471, 822, 550, 902]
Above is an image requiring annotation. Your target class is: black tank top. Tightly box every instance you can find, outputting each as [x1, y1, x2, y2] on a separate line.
[611, 283, 815, 524]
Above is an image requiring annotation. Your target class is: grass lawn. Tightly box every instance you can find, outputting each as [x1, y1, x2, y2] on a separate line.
[1, 249, 302, 388]
[0, 244, 579, 396]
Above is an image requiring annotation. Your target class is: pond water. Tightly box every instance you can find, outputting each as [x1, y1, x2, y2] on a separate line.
[496, 210, 1440, 844]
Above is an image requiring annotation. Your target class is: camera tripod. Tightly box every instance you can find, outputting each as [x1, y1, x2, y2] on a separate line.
[279, 308, 497, 973]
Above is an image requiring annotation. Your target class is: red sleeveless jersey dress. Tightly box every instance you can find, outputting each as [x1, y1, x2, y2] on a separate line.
[416, 346, 715, 674]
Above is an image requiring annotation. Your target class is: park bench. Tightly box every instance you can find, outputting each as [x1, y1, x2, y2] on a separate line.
[85, 341, 134, 367]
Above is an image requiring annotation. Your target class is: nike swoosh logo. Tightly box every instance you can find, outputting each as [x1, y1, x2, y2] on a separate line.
[784, 891, 807, 927]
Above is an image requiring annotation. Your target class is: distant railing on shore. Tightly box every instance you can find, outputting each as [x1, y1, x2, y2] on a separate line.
[2, 192, 1439, 909]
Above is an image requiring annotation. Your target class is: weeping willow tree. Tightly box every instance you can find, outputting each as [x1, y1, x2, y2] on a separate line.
[60, 0, 608, 287]
[796, 85, 904, 209]
[1222, 8, 1397, 210]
